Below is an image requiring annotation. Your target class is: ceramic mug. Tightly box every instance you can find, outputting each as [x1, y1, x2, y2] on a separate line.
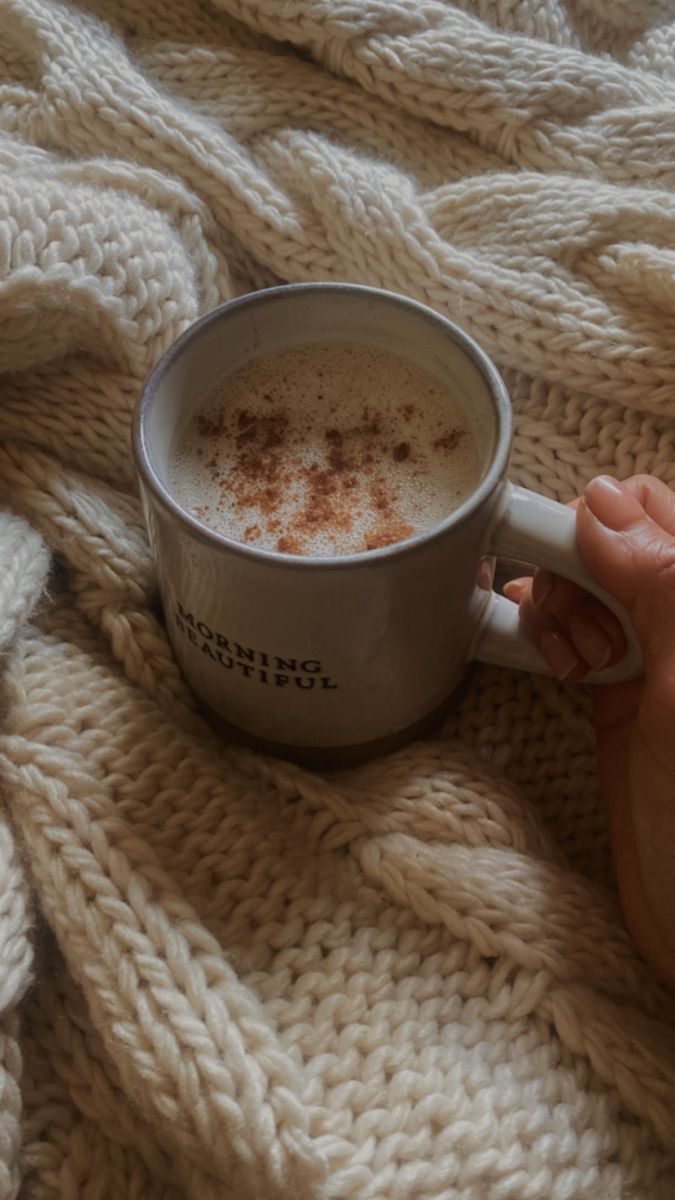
[133, 283, 642, 765]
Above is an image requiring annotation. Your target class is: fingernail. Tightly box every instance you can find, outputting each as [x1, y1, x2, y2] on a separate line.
[539, 629, 581, 680]
[504, 580, 525, 602]
[585, 476, 644, 531]
[532, 569, 554, 609]
[568, 612, 612, 670]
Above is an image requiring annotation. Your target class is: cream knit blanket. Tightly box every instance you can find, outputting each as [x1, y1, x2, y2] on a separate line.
[1, 1, 675, 1197]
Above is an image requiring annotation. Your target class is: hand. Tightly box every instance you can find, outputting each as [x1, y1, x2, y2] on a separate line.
[504, 475, 675, 990]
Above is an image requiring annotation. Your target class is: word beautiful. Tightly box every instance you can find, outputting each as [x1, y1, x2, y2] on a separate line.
[174, 603, 338, 689]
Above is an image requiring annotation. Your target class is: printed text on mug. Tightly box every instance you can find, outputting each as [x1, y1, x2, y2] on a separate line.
[174, 602, 339, 689]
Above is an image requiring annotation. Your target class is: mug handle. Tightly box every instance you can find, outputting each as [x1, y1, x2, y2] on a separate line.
[472, 483, 643, 682]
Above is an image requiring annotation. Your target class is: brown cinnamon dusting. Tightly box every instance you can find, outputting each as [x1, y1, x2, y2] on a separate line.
[434, 429, 462, 452]
[190, 397, 465, 555]
[365, 520, 415, 551]
[276, 534, 304, 554]
[236, 409, 288, 451]
[196, 410, 226, 438]
[362, 480, 413, 550]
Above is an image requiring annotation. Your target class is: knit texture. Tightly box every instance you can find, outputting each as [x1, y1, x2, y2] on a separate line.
[1, 1, 675, 1196]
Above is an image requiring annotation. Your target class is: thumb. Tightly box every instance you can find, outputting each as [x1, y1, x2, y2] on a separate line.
[577, 475, 675, 662]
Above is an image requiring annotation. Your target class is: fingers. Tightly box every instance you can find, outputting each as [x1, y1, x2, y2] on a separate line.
[577, 476, 675, 662]
[503, 474, 675, 679]
[620, 474, 675, 536]
[504, 569, 625, 680]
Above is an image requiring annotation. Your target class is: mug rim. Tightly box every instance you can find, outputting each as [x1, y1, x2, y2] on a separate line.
[132, 282, 513, 571]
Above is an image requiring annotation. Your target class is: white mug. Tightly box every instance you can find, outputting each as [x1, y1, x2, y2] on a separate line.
[133, 284, 642, 765]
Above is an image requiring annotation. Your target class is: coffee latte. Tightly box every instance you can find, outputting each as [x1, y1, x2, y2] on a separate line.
[169, 342, 480, 556]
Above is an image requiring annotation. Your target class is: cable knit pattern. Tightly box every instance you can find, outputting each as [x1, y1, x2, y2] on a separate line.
[1, 1, 675, 1197]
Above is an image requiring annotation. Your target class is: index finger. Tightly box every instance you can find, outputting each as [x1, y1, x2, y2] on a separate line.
[602, 475, 675, 537]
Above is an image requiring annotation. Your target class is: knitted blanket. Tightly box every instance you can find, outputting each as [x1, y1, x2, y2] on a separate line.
[2, 1, 675, 1196]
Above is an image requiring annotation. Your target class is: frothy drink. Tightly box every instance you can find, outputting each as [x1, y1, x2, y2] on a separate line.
[169, 342, 481, 556]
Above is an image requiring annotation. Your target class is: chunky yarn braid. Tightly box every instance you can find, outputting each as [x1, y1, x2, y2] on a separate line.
[1, 1, 675, 1197]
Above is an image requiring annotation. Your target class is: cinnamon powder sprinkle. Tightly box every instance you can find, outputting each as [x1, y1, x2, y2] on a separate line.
[196, 411, 226, 438]
[167, 336, 490, 565]
[276, 534, 304, 554]
[184, 388, 470, 555]
[433, 429, 462, 452]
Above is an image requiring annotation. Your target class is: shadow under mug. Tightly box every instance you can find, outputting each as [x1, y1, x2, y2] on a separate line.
[133, 284, 642, 767]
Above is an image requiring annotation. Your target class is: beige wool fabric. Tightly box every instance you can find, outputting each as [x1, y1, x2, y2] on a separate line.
[1, 0, 675, 1196]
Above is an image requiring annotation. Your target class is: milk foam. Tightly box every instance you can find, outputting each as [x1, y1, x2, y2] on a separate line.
[169, 342, 481, 556]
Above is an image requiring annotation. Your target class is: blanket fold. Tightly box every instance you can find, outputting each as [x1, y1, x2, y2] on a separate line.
[1, 0, 675, 1196]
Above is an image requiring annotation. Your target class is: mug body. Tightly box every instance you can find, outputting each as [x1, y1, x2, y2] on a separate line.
[134, 284, 512, 762]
